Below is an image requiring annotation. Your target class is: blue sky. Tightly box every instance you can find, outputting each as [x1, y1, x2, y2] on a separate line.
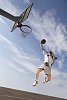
[0, 0, 67, 99]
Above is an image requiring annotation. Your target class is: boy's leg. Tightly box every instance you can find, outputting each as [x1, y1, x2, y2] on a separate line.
[33, 68, 43, 86]
[45, 74, 51, 82]
[36, 68, 43, 80]
[43, 65, 51, 83]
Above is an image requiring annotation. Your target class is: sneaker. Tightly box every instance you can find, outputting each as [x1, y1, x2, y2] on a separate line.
[33, 80, 38, 86]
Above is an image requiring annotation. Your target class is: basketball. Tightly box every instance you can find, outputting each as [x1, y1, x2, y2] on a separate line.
[41, 39, 46, 44]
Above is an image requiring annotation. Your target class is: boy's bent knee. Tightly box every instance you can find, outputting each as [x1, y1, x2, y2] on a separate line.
[38, 68, 43, 72]
[46, 74, 51, 81]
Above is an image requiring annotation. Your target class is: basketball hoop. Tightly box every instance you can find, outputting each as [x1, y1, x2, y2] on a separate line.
[17, 24, 32, 33]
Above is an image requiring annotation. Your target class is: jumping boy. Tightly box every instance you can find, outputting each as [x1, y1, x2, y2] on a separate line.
[33, 39, 57, 86]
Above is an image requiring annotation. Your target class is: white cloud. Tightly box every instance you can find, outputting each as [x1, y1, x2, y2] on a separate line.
[0, 58, 25, 73]
[23, 0, 30, 4]
[27, 8, 67, 71]
[0, 0, 21, 26]
[27, 7, 67, 99]
[0, 0, 19, 15]
[57, 55, 65, 69]
[29, 9, 67, 54]
[0, 34, 39, 73]
[0, 17, 6, 24]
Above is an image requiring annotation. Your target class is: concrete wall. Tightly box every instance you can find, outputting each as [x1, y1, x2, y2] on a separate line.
[0, 87, 66, 100]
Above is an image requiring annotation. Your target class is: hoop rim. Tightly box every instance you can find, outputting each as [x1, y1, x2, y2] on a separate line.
[20, 24, 32, 34]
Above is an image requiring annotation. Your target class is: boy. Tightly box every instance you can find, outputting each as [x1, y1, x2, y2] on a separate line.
[33, 39, 57, 86]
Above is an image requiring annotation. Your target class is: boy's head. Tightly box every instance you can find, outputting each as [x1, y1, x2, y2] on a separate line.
[49, 51, 57, 60]
[49, 50, 53, 54]
[49, 51, 55, 59]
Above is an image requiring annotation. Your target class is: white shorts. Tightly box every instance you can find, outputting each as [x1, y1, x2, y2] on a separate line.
[38, 63, 51, 75]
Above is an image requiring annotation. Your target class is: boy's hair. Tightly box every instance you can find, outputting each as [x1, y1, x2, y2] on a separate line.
[49, 50, 53, 54]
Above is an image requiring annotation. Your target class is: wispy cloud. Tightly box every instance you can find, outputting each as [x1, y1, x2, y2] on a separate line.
[0, 0, 19, 26]
[0, 34, 38, 73]
[0, 58, 25, 73]
[27, 8, 67, 72]
[0, 0, 39, 74]
[0, 17, 6, 24]
[23, 0, 30, 4]
[57, 55, 65, 69]
[29, 9, 67, 53]
[0, 0, 19, 15]
[27, 5, 67, 99]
